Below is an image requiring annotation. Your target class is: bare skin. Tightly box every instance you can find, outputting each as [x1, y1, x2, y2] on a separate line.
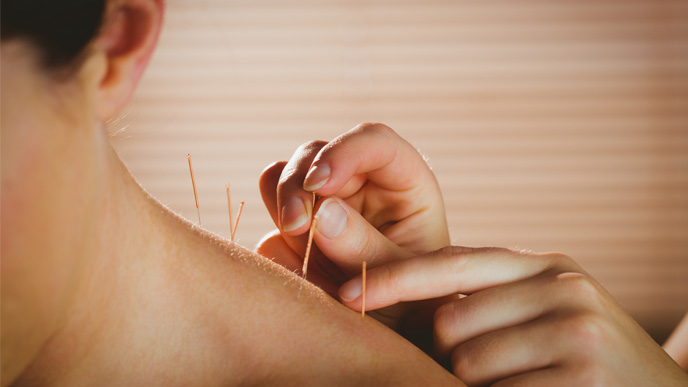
[0, 2, 460, 385]
[5, 131, 457, 385]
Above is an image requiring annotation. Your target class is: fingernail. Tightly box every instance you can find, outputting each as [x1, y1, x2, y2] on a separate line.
[303, 164, 331, 191]
[339, 277, 362, 302]
[315, 198, 347, 239]
[281, 196, 308, 232]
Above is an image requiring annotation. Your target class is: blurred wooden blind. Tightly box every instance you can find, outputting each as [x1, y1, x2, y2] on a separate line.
[112, 0, 688, 341]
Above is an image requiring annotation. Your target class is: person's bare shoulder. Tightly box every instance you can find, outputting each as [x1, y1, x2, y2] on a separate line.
[181, 229, 461, 385]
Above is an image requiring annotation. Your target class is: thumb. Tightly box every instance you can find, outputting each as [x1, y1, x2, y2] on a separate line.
[313, 197, 413, 276]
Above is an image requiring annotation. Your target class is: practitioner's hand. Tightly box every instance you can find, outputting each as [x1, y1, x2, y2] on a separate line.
[338, 246, 688, 386]
[257, 122, 450, 334]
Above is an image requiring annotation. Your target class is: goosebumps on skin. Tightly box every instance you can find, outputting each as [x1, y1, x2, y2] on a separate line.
[0, 0, 460, 385]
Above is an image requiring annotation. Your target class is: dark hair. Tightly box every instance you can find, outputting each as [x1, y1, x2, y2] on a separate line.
[1, 0, 106, 71]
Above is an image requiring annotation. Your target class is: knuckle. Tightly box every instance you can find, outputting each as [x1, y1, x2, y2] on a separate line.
[434, 299, 470, 346]
[296, 140, 327, 153]
[357, 229, 381, 263]
[545, 251, 580, 270]
[378, 262, 401, 298]
[554, 272, 601, 302]
[544, 251, 570, 261]
[259, 161, 285, 188]
[433, 302, 456, 344]
[561, 312, 607, 351]
[261, 160, 285, 176]
[451, 346, 477, 384]
[353, 121, 384, 131]
[577, 362, 610, 387]
[352, 122, 394, 137]
[435, 246, 471, 274]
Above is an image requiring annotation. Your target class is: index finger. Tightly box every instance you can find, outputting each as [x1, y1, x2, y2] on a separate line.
[338, 246, 580, 311]
[302, 123, 436, 197]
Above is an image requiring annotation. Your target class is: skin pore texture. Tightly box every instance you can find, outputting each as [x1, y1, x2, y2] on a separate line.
[0, 30, 459, 387]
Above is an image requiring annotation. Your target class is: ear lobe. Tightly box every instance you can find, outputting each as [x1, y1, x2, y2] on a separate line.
[95, 0, 163, 120]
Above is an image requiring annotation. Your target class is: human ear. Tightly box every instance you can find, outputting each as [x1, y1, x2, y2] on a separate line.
[95, 0, 164, 120]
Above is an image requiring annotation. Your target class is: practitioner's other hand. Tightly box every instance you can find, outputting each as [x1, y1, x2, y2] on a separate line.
[339, 246, 688, 386]
[257, 123, 450, 342]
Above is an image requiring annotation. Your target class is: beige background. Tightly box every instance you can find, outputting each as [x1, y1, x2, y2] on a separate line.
[111, 0, 688, 342]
